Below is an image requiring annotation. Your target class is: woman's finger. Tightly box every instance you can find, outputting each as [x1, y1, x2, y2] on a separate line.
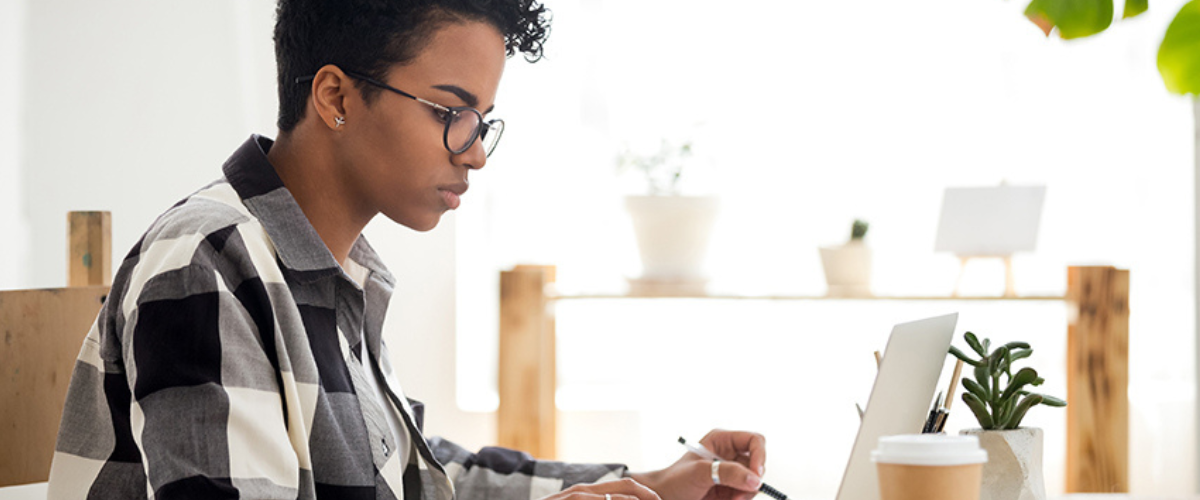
[744, 433, 767, 476]
[712, 460, 762, 493]
[702, 430, 767, 476]
[563, 478, 661, 500]
[568, 493, 639, 500]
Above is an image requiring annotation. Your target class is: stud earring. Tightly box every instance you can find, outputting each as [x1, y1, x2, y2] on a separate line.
[334, 116, 345, 127]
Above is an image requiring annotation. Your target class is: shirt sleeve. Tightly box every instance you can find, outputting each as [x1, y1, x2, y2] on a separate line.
[426, 436, 627, 500]
[123, 260, 300, 499]
[49, 251, 302, 500]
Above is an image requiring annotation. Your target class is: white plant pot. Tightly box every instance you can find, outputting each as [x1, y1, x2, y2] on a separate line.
[624, 195, 719, 288]
[819, 240, 872, 297]
[960, 428, 1047, 500]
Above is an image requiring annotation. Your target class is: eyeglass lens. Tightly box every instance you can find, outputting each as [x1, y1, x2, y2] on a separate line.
[446, 110, 504, 156]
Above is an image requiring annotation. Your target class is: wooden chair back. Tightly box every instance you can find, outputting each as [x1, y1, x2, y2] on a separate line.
[0, 212, 111, 487]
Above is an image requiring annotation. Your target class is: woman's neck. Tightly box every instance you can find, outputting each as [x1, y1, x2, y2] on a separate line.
[266, 129, 373, 267]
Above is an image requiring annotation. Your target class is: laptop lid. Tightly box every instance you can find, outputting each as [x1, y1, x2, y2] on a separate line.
[834, 313, 958, 500]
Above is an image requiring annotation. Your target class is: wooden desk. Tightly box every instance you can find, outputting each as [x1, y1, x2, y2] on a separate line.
[1059, 496, 1200, 500]
[1, 483, 1193, 500]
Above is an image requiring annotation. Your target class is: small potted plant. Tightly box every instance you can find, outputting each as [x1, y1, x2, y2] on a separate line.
[819, 219, 873, 297]
[949, 332, 1066, 500]
[618, 140, 719, 294]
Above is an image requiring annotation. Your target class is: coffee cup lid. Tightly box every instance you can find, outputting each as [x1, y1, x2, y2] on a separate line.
[871, 434, 988, 466]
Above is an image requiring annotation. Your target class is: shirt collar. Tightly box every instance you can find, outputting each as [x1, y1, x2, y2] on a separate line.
[222, 134, 395, 287]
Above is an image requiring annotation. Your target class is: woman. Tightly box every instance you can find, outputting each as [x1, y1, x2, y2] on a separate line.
[48, 1, 767, 498]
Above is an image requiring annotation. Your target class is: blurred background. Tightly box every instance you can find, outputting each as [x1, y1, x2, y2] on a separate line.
[0, 0, 1195, 497]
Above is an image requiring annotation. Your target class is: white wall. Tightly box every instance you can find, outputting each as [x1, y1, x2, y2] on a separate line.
[3, 0, 488, 450]
[1, 0, 29, 288]
[19, 0, 261, 289]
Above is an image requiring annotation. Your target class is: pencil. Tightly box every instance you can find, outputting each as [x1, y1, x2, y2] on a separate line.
[944, 359, 964, 410]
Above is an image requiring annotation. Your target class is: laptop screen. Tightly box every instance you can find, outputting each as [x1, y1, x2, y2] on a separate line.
[835, 313, 958, 500]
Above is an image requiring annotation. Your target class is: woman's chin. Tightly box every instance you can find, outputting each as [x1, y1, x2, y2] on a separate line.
[384, 210, 443, 232]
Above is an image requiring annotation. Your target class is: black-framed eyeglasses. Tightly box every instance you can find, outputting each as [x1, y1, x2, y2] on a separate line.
[296, 71, 505, 157]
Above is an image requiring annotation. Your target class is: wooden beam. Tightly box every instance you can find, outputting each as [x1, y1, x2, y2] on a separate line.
[497, 265, 557, 459]
[1065, 266, 1130, 492]
[68, 211, 112, 287]
[0, 286, 108, 486]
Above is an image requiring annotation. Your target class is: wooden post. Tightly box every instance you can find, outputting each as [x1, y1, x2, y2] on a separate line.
[68, 211, 112, 287]
[497, 265, 557, 459]
[1065, 266, 1130, 493]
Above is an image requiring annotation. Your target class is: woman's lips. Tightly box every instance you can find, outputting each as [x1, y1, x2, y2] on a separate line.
[440, 189, 462, 209]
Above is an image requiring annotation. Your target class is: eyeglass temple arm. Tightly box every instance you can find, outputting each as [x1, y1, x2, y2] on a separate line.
[295, 73, 451, 113]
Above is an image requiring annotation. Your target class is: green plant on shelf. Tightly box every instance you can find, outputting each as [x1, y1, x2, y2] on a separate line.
[851, 219, 869, 241]
[949, 331, 1067, 430]
[616, 140, 693, 196]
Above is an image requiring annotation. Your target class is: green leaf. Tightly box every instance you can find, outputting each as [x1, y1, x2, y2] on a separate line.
[963, 377, 990, 401]
[1158, 0, 1200, 95]
[988, 347, 1009, 375]
[965, 332, 986, 357]
[1003, 341, 1031, 350]
[1000, 367, 1040, 402]
[975, 359, 992, 392]
[1004, 394, 1044, 429]
[1036, 393, 1068, 407]
[999, 395, 1017, 425]
[1025, 0, 1115, 39]
[949, 346, 982, 366]
[1124, 0, 1149, 18]
[963, 392, 996, 429]
[1009, 349, 1033, 364]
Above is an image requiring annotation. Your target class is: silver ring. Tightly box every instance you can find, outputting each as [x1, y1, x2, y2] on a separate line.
[711, 460, 721, 485]
[605, 494, 612, 500]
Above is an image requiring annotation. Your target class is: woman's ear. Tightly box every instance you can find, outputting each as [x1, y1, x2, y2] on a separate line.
[309, 64, 350, 130]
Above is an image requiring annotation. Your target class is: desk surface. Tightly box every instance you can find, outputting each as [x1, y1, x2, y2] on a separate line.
[1, 483, 1196, 500]
[1060, 497, 1200, 500]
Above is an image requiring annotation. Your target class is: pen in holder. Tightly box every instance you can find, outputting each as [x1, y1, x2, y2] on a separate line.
[922, 392, 944, 433]
[922, 359, 965, 434]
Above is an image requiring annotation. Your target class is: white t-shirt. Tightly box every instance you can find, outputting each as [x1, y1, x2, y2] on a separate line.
[346, 260, 409, 467]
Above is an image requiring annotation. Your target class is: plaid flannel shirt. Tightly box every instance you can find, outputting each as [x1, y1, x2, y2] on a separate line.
[48, 135, 626, 499]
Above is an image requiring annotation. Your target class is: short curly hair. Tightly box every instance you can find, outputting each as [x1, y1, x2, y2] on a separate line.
[274, 0, 551, 132]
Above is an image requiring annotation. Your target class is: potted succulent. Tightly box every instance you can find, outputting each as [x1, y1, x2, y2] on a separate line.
[819, 219, 873, 297]
[949, 332, 1066, 500]
[618, 140, 719, 294]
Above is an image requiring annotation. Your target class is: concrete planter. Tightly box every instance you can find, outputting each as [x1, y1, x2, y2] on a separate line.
[960, 427, 1047, 500]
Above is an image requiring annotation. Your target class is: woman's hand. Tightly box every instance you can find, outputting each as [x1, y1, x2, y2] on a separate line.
[630, 430, 767, 500]
[541, 478, 663, 500]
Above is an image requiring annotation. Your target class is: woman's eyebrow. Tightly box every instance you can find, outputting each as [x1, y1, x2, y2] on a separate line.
[432, 84, 495, 114]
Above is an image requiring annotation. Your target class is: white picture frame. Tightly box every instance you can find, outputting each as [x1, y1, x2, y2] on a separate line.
[934, 185, 1046, 257]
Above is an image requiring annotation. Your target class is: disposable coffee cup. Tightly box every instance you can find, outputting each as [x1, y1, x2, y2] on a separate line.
[871, 434, 987, 500]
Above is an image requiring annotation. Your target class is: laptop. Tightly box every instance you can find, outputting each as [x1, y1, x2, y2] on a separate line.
[834, 313, 958, 500]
